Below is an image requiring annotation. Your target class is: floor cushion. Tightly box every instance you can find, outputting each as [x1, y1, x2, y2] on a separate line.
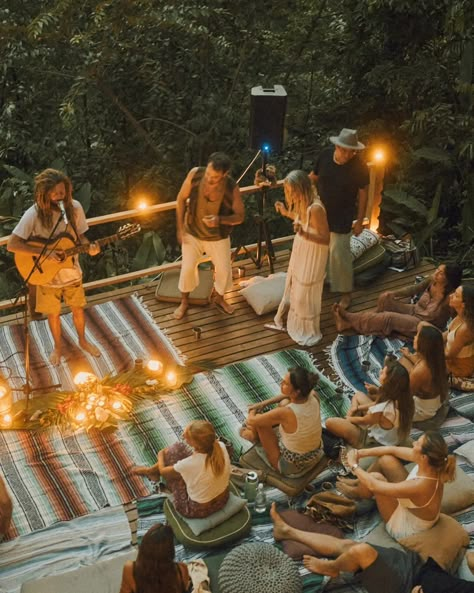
[441, 465, 474, 514]
[218, 542, 302, 593]
[20, 549, 136, 593]
[163, 484, 251, 549]
[155, 267, 214, 305]
[350, 229, 380, 262]
[239, 445, 328, 497]
[239, 273, 286, 315]
[174, 492, 247, 536]
[353, 242, 386, 274]
[277, 509, 344, 559]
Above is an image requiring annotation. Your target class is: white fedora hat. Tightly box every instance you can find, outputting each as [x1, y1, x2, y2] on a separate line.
[330, 128, 365, 150]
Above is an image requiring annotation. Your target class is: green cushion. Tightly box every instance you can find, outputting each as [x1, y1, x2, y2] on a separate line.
[239, 445, 328, 497]
[164, 484, 251, 549]
[353, 242, 386, 274]
[174, 492, 247, 536]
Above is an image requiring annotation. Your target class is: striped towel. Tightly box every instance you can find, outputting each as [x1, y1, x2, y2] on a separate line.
[0, 294, 184, 399]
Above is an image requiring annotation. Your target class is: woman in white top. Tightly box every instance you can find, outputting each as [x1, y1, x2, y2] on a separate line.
[399, 322, 448, 422]
[240, 367, 323, 475]
[134, 420, 230, 518]
[326, 359, 414, 448]
[345, 431, 456, 540]
[445, 284, 474, 379]
[273, 170, 330, 346]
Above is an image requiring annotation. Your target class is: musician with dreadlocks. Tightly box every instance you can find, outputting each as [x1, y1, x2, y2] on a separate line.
[7, 168, 101, 365]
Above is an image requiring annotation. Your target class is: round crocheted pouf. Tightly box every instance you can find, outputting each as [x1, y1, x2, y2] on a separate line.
[218, 542, 302, 593]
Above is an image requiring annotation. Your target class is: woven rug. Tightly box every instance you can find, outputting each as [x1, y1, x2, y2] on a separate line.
[330, 334, 474, 420]
[127, 348, 350, 466]
[0, 294, 184, 400]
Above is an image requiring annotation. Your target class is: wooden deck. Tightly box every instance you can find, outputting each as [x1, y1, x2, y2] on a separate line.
[0, 249, 434, 379]
[40, 249, 434, 381]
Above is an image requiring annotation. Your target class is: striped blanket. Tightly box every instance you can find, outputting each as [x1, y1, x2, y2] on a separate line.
[0, 294, 184, 400]
[330, 334, 474, 420]
[0, 506, 132, 593]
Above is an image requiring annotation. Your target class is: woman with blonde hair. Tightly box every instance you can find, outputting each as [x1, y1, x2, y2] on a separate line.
[345, 431, 456, 540]
[134, 420, 230, 518]
[272, 170, 330, 346]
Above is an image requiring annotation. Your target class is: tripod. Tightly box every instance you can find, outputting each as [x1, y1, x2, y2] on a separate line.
[12, 219, 63, 419]
[233, 148, 276, 273]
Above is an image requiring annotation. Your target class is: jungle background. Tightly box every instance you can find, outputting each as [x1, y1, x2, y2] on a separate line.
[0, 0, 472, 303]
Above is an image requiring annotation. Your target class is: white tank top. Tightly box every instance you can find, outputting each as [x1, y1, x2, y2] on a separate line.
[280, 394, 322, 454]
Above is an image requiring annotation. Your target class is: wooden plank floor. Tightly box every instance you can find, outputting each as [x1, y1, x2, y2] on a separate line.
[0, 250, 435, 381]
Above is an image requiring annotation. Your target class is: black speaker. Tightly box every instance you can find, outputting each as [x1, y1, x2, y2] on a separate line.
[249, 85, 287, 153]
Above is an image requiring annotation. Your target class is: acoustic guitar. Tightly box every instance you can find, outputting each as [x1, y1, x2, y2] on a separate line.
[15, 223, 141, 285]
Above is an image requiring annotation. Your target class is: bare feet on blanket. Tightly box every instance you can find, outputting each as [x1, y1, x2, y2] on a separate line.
[239, 425, 259, 443]
[79, 340, 101, 357]
[49, 348, 62, 366]
[335, 479, 360, 499]
[332, 304, 352, 333]
[339, 293, 352, 309]
[173, 302, 188, 320]
[270, 502, 292, 541]
[303, 556, 339, 578]
[132, 466, 161, 481]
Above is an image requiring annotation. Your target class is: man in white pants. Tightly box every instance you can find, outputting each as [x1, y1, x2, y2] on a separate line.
[174, 152, 245, 320]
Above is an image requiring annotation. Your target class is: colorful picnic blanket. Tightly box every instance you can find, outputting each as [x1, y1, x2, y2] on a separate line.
[0, 294, 184, 399]
[0, 349, 347, 541]
[330, 334, 474, 420]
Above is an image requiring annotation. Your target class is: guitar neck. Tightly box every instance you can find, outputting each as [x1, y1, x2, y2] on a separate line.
[65, 233, 120, 257]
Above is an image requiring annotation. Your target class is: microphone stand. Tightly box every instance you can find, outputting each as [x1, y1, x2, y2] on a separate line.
[12, 215, 64, 420]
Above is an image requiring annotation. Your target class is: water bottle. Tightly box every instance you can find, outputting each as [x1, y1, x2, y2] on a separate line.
[254, 483, 267, 513]
[244, 471, 258, 502]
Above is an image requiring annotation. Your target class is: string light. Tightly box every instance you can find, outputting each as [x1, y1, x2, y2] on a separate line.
[165, 370, 178, 387]
[147, 359, 163, 374]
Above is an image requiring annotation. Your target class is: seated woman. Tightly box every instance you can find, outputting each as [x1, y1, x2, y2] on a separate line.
[399, 322, 448, 422]
[333, 264, 462, 338]
[240, 366, 323, 475]
[345, 431, 456, 540]
[119, 523, 191, 593]
[134, 420, 231, 518]
[445, 283, 474, 380]
[325, 359, 413, 448]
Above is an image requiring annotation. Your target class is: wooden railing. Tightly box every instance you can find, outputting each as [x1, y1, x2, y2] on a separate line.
[0, 166, 383, 314]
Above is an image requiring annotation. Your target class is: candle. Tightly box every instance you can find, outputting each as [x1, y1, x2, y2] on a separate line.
[112, 401, 122, 410]
[74, 372, 97, 386]
[147, 359, 163, 374]
[166, 370, 177, 387]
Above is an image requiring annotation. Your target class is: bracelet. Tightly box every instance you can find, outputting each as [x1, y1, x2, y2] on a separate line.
[351, 463, 359, 472]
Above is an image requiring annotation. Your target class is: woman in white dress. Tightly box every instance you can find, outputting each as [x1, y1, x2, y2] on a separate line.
[273, 170, 330, 346]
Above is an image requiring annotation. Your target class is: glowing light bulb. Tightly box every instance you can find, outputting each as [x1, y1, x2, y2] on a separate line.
[85, 404, 92, 411]
[137, 201, 148, 210]
[74, 372, 97, 386]
[75, 411, 86, 422]
[2, 413, 12, 425]
[166, 370, 177, 387]
[373, 149, 385, 163]
[0, 385, 7, 398]
[112, 401, 122, 410]
[147, 359, 163, 374]
[88, 394, 97, 402]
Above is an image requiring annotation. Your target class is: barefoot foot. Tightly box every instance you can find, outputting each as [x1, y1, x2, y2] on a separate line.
[339, 293, 352, 309]
[49, 348, 62, 366]
[332, 303, 352, 333]
[303, 555, 339, 577]
[173, 302, 188, 320]
[239, 426, 258, 443]
[79, 340, 101, 357]
[270, 502, 292, 541]
[213, 295, 234, 315]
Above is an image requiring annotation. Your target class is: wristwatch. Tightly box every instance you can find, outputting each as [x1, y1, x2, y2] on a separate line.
[351, 463, 359, 472]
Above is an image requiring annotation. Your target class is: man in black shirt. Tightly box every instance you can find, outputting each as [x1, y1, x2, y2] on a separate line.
[309, 128, 369, 309]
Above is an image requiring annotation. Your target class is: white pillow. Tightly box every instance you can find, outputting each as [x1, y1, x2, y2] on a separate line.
[351, 229, 380, 261]
[240, 273, 286, 315]
[454, 440, 474, 465]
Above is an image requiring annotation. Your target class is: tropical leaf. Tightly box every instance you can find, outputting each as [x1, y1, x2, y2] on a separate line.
[75, 182, 92, 213]
[427, 181, 442, 225]
[413, 147, 451, 163]
[3, 165, 33, 183]
[382, 187, 428, 218]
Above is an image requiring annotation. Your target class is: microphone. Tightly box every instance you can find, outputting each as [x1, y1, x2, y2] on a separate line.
[57, 200, 68, 225]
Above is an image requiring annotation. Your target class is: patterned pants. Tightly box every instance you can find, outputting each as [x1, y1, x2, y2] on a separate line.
[164, 442, 229, 518]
